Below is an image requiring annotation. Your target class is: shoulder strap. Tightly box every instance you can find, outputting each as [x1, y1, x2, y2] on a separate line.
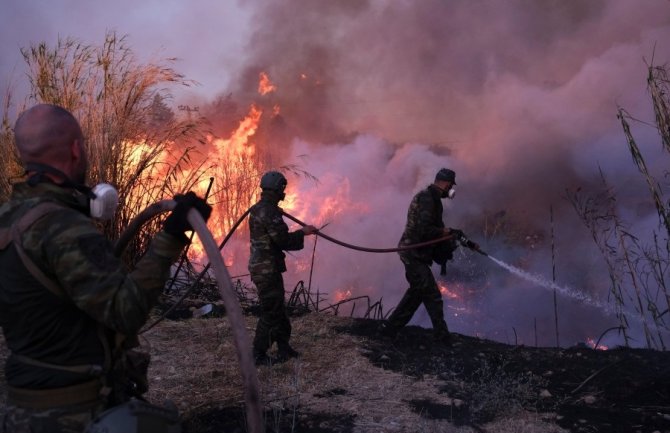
[9, 202, 67, 298]
[4, 201, 120, 395]
[10, 353, 103, 376]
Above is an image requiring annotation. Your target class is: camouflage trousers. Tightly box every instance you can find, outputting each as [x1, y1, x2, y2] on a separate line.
[251, 272, 291, 355]
[0, 401, 103, 433]
[386, 258, 450, 336]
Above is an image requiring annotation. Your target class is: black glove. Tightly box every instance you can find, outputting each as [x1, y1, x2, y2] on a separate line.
[163, 192, 212, 240]
[464, 239, 480, 250]
[448, 228, 464, 239]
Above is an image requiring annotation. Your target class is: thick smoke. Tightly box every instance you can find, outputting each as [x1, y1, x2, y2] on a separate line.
[5, 0, 668, 347]
[206, 0, 670, 348]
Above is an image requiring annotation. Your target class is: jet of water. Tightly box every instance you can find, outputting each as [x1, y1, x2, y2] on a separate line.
[486, 255, 614, 315]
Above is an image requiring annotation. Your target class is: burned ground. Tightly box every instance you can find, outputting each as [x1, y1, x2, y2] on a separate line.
[341, 319, 670, 433]
[149, 310, 670, 433]
[1, 310, 669, 432]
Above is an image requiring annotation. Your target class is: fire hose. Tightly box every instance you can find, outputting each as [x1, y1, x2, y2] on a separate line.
[280, 211, 488, 255]
[137, 205, 486, 333]
[114, 201, 262, 433]
[115, 201, 486, 433]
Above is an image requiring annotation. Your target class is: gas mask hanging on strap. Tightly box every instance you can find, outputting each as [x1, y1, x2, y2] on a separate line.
[89, 183, 119, 220]
[25, 163, 119, 221]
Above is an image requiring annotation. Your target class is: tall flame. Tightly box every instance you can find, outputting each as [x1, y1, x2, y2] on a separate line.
[213, 104, 262, 157]
[187, 104, 265, 263]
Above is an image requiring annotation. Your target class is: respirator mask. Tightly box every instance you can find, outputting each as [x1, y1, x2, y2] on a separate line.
[440, 185, 456, 199]
[25, 163, 119, 221]
[260, 187, 286, 201]
[88, 183, 119, 220]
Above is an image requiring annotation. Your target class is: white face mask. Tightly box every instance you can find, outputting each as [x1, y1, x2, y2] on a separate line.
[440, 185, 456, 199]
[447, 185, 456, 199]
[89, 183, 119, 221]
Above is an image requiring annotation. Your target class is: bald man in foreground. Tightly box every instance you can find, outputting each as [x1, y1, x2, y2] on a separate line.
[0, 104, 210, 432]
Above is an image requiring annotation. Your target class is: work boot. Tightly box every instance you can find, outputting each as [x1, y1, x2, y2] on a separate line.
[377, 321, 398, 339]
[276, 344, 300, 362]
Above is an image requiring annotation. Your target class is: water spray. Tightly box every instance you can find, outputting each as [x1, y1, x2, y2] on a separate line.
[485, 254, 614, 315]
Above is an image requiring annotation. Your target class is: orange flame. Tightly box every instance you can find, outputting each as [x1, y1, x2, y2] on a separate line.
[187, 104, 264, 263]
[121, 139, 171, 211]
[281, 191, 299, 214]
[258, 72, 276, 95]
[125, 140, 156, 167]
[437, 280, 461, 300]
[121, 70, 275, 276]
[586, 337, 608, 351]
[334, 288, 353, 302]
[284, 177, 369, 227]
[213, 104, 262, 157]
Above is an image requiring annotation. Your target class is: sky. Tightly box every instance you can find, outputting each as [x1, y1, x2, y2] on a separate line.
[0, 0, 252, 104]
[2, 0, 670, 348]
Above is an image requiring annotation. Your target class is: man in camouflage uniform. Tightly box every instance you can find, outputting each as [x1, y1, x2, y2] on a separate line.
[381, 168, 462, 345]
[0, 104, 211, 432]
[248, 171, 316, 365]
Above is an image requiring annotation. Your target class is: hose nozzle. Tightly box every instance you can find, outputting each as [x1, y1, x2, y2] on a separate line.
[458, 234, 488, 256]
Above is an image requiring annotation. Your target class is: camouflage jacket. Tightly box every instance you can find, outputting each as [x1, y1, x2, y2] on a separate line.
[248, 190, 305, 276]
[0, 182, 186, 389]
[398, 184, 445, 264]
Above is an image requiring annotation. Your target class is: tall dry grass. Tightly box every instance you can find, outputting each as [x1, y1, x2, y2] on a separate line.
[3, 31, 316, 268]
[0, 92, 23, 201]
[568, 61, 670, 350]
[4, 31, 213, 264]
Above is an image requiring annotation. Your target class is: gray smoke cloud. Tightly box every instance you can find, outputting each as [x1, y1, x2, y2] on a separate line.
[215, 0, 670, 347]
[2, 0, 669, 347]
